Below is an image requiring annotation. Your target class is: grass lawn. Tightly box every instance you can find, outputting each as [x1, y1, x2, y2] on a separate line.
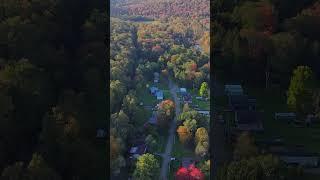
[135, 108, 152, 126]
[172, 134, 195, 158]
[168, 159, 181, 180]
[156, 127, 169, 153]
[137, 84, 157, 106]
[163, 89, 173, 100]
[189, 89, 210, 110]
[246, 87, 320, 152]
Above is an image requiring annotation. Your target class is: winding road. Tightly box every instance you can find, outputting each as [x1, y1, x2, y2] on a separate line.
[159, 78, 180, 180]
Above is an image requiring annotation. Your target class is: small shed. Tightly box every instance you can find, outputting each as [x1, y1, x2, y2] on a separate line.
[129, 144, 147, 159]
[180, 88, 187, 94]
[154, 72, 160, 79]
[150, 86, 158, 95]
[225, 84, 243, 95]
[156, 90, 164, 100]
[274, 113, 296, 122]
[198, 110, 210, 116]
[277, 152, 319, 167]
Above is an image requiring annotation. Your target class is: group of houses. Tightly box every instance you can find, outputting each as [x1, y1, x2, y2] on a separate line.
[224, 84, 320, 168]
[225, 84, 262, 132]
[150, 86, 164, 100]
[257, 138, 319, 168]
[178, 88, 192, 104]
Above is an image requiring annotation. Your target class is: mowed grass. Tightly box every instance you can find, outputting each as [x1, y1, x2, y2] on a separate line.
[168, 159, 181, 180]
[189, 89, 210, 110]
[136, 85, 157, 106]
[172, 134, 195, 158]
[246, 87, 320, 152]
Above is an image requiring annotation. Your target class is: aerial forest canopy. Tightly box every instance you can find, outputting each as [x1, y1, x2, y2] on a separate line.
[0, 0, 107, 179]
[213, 0, 320, 87]
[110, 0, 210, 179]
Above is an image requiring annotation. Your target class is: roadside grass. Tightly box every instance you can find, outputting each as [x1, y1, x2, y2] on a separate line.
[155, 155, 163, 178]
[187, 89, 210, 111]
[172, 134, 195, 158]
[163, 89, 173, 100]
[156, 127, 169, 153]
[168, 159, 181, 180]
[246, 87, 320, 152]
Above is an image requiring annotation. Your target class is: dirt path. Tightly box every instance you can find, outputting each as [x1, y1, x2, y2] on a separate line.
[159, 79, 180, 180]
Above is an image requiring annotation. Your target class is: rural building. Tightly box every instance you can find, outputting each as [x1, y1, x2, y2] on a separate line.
[198, 110, 210, 117]
[274, 113, 296, 123]
[129, 144, 147, 159]
[156, 90, 164, 100]
[183, 93, 192, 103]
[275, 152, 319, 167]
[225, 84, 243, 96]
[154, 72, 160, 83]
[235, 110, 263, 131]
[150, 86, 158, 95]
[179, 88, 187, 94]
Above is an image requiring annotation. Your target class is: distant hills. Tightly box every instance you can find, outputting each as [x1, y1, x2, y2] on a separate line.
[111, 0, 209, 22]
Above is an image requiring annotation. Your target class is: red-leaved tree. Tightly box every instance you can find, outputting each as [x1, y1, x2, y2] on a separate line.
[175, 164, 205, 180]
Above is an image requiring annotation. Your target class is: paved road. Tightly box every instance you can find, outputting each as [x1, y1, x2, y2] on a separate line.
[159, 79, 180, 180]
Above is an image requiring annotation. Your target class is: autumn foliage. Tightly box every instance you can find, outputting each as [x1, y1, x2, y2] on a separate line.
[175, 164, 205, 180]
[157, 99, 175, 127]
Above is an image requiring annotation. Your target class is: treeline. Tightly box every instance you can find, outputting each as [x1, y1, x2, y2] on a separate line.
[110, 18, 147, 178]
[216, 132, 304, 180]
[112, 0, 209, 24]
[213, 0, 320, 87]
[0, 0, 106, 179]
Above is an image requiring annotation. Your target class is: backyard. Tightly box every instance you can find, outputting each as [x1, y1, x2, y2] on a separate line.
[246, 87, 320, 153]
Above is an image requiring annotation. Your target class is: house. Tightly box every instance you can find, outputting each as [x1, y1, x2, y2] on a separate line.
[274, 151, 319, 167]
[129, 144, 147, 159]
[156, 90, 164, 100]
[181, 157, 195, 168]
[229, 95, 249, 111]
[198, 110, 210, 117]
[154, 72, 160, 83]
[150, 86, 158, 95]
[274, 113, 296, 123]
[235, 110, 263, 131]
[180, 88, 187, 95]
[96, 128, 106, 138]
[225, 84, 243, 96]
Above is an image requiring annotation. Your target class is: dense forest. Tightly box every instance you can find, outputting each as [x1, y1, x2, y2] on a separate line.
[110, 0, 210, 179]
[214, 0, 320, 179]
[0, 0, 106, 179]
[213, 0, 320, 87]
